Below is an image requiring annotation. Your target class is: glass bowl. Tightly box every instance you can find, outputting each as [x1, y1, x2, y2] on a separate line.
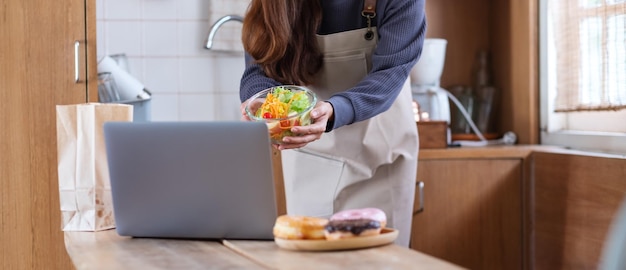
[245, 85, 317, 144]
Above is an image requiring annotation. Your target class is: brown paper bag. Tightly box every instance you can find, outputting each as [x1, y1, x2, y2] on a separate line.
[56, 103, 133, 231]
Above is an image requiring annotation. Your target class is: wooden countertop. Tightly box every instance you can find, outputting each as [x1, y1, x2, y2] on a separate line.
[64, 230, 465, 270]
[223, 240, 465, 270]
[418, 145, 563, 160]
[64, 230, 262, 269]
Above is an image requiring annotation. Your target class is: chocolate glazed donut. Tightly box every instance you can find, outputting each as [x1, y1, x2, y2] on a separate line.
[324, 219, 382, 240]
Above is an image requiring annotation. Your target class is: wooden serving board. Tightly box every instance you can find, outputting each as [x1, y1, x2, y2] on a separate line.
[274, 228, 398, 251]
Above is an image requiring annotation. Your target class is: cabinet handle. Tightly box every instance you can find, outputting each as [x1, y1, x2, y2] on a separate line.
[414, 181, 424, 215]
[74, 41, 81, 83]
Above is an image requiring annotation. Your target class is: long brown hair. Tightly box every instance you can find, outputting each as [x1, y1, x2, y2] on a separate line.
[242, 0, 323, 85]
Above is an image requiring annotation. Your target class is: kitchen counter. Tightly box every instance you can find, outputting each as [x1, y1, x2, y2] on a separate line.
[418, 144, 562, 160]
[64, 230, 465, 269]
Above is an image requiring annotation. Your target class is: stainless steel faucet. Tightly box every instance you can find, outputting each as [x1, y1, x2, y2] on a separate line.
[204, 15, 244, 50]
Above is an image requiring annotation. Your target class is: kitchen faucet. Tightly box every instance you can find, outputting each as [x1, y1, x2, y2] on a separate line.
[204, 15, 244, 50]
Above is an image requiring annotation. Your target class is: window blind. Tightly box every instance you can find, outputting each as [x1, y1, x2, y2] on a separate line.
[550, 0, 626, 112]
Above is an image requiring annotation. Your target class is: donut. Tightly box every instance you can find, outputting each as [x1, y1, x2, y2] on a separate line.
[324, 219, 382, 240]
[272, 215, 328, 240]
[330, 208, 387, 228]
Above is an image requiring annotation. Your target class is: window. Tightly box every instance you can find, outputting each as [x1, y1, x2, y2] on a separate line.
[540, 0, 626, 154]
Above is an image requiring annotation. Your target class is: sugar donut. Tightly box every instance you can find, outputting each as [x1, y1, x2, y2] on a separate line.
[330, 208, 387, 228]
[272, 215, 328, 240]
[324, 219, 382, 240]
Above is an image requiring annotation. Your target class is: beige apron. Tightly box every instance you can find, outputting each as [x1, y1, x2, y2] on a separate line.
[281, 26, 419, 247]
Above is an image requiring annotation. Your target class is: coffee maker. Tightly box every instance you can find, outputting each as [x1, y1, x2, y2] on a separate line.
[410, 39, 450, 123]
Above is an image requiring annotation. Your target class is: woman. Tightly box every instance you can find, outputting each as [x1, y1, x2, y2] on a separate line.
[240, 0, 426, 247]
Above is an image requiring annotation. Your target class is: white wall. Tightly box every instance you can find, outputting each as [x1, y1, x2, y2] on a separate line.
[96, 0, 245, 121]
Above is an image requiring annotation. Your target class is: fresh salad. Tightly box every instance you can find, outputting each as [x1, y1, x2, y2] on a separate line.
[255, 86, 311, 119]
[254, 86, 314, 143]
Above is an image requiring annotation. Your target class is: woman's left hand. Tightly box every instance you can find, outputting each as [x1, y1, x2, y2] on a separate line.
[277, 101, 334, 150]
[240, 99, 253, 121]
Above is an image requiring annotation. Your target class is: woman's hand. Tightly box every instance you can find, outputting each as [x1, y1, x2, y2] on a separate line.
[240, 101, 251, 121]
[278, 101, 334, 150]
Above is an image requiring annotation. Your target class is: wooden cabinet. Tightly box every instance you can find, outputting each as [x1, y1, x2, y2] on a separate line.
[531, 151, 626, 269]
[409, 147, 539, 270]
[410, 146, 626, 270]
[0, 0, 97, 268]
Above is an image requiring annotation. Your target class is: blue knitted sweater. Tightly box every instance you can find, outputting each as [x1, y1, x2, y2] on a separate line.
[240, 0, 426, 131]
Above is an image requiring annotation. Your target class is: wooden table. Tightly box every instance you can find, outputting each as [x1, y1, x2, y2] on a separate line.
[64, 230, 262, 269]
[65, 230, 465, 270]
[224, 240, 465, 269]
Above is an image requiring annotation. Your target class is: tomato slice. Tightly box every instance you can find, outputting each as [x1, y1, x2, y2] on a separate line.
[280, 119, 291, 128]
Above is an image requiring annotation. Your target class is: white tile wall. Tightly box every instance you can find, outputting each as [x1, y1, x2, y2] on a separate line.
[96, 0, 245, 121]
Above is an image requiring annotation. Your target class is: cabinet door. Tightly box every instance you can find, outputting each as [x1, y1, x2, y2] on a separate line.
[533, 152, 626, 269]
[0, 0, 94, 269]
[411, 159, 523, 270]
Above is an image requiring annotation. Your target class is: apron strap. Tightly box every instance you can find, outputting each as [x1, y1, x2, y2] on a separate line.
[361, 0, 377, 40]
[362, 0, 377, 17]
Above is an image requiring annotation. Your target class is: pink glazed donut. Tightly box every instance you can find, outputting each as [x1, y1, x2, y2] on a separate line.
[330, 208, 387, 228]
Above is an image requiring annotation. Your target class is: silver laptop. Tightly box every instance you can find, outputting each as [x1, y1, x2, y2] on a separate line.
[103, 121, 277, 240]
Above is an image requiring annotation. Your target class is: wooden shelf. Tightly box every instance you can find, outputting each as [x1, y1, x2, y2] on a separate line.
[424, 0, 539, 144]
